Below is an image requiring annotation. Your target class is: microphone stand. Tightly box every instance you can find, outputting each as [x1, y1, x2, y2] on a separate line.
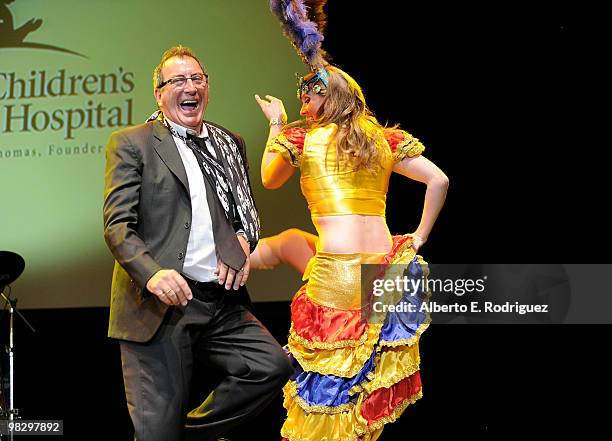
[1, 286, 36, 441]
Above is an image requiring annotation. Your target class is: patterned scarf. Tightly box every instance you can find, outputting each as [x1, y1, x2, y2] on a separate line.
[147, 111, 260, 250]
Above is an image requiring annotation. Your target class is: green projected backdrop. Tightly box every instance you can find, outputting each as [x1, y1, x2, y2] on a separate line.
[0, 0, 312, 308]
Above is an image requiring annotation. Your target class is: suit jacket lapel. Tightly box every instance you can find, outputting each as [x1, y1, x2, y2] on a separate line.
[151, 121, 190, 193]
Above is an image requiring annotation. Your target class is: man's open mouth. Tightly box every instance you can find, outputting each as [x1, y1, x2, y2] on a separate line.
[179, 100, 199, 111]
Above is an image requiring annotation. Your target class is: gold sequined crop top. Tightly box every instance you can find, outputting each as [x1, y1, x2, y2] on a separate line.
[266, 123, 425, 217]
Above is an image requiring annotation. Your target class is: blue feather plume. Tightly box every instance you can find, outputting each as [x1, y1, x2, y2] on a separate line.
[269, 0, 328, 67]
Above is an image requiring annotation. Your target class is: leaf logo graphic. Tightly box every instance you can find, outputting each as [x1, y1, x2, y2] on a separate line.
[0, 0, 86, 58]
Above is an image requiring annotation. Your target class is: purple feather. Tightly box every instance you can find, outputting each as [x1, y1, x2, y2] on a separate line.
[269, 0, 328, 66]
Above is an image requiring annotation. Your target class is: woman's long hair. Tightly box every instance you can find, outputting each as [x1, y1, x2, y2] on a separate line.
[310, 65, 391, 172]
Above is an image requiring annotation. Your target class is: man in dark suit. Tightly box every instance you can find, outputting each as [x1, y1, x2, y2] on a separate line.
[103, 45, 292, 441]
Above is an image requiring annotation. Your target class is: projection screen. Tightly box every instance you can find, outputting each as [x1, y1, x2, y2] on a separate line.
[0, 0, 313, 308]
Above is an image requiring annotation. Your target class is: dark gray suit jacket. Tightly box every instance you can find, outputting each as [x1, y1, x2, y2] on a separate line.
[103, 119, 251, 342]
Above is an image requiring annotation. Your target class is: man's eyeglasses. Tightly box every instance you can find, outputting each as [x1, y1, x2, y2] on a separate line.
[157, 73, 208, 89]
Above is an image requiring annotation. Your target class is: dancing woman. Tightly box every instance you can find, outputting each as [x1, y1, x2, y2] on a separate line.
[255, 2, 449, 440]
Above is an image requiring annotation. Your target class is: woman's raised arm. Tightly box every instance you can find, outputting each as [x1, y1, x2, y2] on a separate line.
[255, 94, 296, 189]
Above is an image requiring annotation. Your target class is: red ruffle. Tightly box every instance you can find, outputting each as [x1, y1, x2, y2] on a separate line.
[383, 129, 408, 154]
[283, 127, 306, 154]
[360, 371, 423, 425]
[291, 287, 367, 343]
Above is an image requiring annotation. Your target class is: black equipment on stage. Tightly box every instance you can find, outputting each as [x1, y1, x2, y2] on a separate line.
[1, 251, 35, 440]
[0, 252, 25, 290]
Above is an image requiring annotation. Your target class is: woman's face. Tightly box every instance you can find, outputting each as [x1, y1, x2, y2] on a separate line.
[299, 91, 326, 120]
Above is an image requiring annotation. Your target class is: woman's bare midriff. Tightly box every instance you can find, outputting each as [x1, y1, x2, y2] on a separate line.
[312, 214, 393, 254]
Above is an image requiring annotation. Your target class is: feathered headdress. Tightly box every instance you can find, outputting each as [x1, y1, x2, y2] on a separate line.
[269, 0, 328, 67]
[269, 0, 330, 98]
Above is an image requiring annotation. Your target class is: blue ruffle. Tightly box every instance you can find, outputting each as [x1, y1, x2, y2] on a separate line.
[288, 351, 376, 407]
[379, 256, 429, 344]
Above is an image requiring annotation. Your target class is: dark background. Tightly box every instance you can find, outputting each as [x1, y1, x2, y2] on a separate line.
[2, 2, 610, 438]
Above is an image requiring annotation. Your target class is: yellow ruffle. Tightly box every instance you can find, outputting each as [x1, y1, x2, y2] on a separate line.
[281, 386, 423, 441]
[392, 132, 425, 163]
[349, 344, 421, 396]
[282, 395, 362, 441]
[288, 324, 383, 377]
[289, 323, 370, 350]
[266, 133, 302, 167]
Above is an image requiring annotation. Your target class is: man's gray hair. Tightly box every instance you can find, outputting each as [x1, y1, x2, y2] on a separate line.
[152, 45, 207, 91]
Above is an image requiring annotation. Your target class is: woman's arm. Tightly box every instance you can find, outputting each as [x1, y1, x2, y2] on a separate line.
[255, 94, 296, 189]
[260, 125, 295, 189]
[393, 155, 449, 247]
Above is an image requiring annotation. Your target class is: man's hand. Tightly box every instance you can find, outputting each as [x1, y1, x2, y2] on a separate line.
[215, 235, 251, 290]
[146, 269, 193, 306]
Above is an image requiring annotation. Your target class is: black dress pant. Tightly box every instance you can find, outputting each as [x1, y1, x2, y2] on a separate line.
[119, 281, 292, 441]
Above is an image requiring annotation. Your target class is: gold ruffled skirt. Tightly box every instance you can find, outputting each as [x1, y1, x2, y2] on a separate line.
[282, 235, 430, 441]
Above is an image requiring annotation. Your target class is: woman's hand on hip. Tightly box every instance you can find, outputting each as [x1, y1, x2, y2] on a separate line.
[410, 233, 426, 253]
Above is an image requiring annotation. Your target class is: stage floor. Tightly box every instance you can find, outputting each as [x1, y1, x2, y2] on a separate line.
[1, 303, 608, 438]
